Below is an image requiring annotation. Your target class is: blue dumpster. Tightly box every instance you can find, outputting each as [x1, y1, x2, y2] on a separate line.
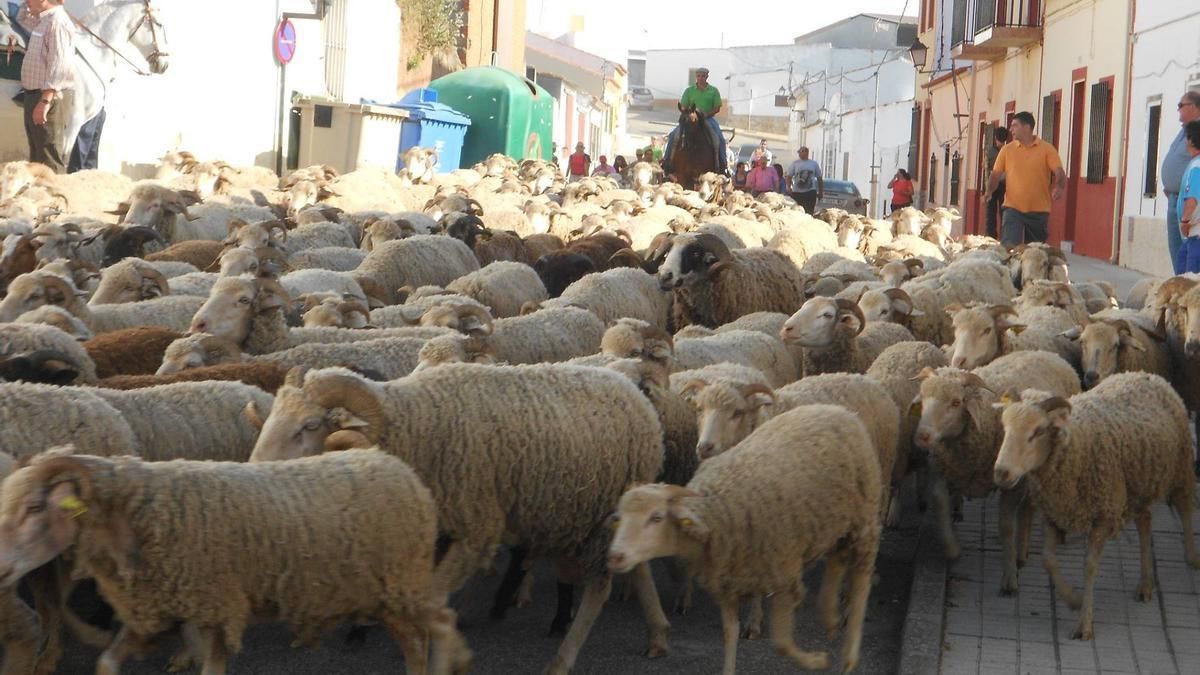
[392, 88, 471, 173]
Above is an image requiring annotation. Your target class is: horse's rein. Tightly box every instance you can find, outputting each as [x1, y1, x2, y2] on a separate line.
[68, 0, 164, 77]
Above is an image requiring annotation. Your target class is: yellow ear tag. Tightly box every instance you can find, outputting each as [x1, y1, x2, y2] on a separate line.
[679, 518, 693, 529]
[1000, 393, 1014, 405]
[908, 401, 922, 419]
[58, 496, 87, 519]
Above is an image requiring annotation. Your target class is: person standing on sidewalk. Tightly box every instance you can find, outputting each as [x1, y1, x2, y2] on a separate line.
[986, 111, 1067, 247]
[567, 142, 590, 182]
[887, 169, 914, 212]
[787, 147, 824, 214]
[1163, 91, 1200, 273]
[1173, 121, 1200, 273]
[985, 127, 1010, 239]
[17, 0, 75, 174]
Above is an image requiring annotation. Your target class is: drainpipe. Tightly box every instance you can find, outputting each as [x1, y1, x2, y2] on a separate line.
[1110, 0, 1136, 265]
[275, 1, 329, 175]
[965, 63, 977, 236]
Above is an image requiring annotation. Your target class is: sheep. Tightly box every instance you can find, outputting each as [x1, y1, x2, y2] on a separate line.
[279, 269, 367, 305]
[99, 361, 290, 393]
[892, 259, 1019, 346]
[1061, 315, 1170, 388]
[878, 258, 925, 287]
[780, 297, 913, 375]
[88, 258, 171, 304]
[13, 304, 94, 341]
[529, 267, 672, 331]
[0, 382, 136, 457]
[415, 306, 605, 367]
[607, 404, 881, 674]
[1010, 243, 1068, 288]
[300, 295, 372, 329]
[674, 330, 798, 387]
[912, 351, 1081, 594]
[355, 235, 480, 298]
[604, 358, 700, 488]
[656, 233, 806, 329]
[0, 322, 97, 384]
[255, 337, 430, 380]
[533, 232, 635, 297]
[82, 326, 181, 379]
[145, 260, 202, 279]
[250, 365, 670, 672]
[0, 447, 471, 675]
[445, 261, 548, 319]
[946, 303, 1079, 370]
[144, 239, 225, 271]
[992, 374, 1200, 640]
[1012, 280, 1090, 324]
[286, 245, 367, 272]
[368, 293, 489, 329]
[0, 271, 204, 334]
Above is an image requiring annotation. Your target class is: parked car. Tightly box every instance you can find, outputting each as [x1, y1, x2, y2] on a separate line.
[629, 86, 654, 110]
[815, 180, 869, 215]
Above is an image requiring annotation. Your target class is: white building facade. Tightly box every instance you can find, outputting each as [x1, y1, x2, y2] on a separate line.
[1, 0, 400, 174]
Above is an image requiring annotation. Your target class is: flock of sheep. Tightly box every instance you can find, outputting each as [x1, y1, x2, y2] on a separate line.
[0, 146, 1197, 674]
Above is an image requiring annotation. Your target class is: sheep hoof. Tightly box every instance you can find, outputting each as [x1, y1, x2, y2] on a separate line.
[541, 655, 570, 675]
[999, 573, 1018, 596]
[673, 595, 691, 615]
[1071, 622, 1093, 641]
[1136, 581, 1154, 602]
[943, 542, 961, 561]
[547, 618, 570, 637]
[740, 625, 762, 641]
[514, 596, 531, 609]
[164, 652, 193, 673]
[1187, 554, 1200, 570]
[643, 641, 668, 659]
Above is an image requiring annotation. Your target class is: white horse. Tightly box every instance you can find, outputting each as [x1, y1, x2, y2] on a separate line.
[64, 0, 169, 159]
[0, 6, 25, 52]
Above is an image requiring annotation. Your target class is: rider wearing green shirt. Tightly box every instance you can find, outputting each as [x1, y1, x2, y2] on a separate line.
[662, 67, 729, 175]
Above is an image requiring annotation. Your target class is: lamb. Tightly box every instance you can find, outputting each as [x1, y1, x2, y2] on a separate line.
[83, 326, 182, 378]
[912, 351, 1081, 594]
[445, 261, 548, 318]
[674, 330, 799, 387]
[656, 233, 807, 329]
[250, 365, 669, 673]
[86, 381, 272, 462]
[946, 303, 1079, 370]
[0, 447, 470, 674]
[355, 235, 480, 297]
[607, 404, 881, 674]
[529, 267, 672, 331]
[992, 374, 1199, 640]
[1062, 315, 1170, 388]
[0, 382, 136, 457]
[780, 297, 913, 375]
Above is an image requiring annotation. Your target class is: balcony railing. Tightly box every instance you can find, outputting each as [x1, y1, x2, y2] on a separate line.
[952, 0, 1041, 61]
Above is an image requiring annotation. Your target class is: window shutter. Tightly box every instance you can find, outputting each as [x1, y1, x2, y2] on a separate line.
[1144, 105, 1161, 198]
[323, 0, 348, 100]
[928, 155, 938, 203]
[950, 154, 962, 206]
[1086, 81, 1111, 184]
[1041, 95, 1055, 143]
[908, 106, 921, 176]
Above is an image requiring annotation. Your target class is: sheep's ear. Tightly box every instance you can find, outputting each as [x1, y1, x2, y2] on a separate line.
[1004, 322, 1028, 335]
[943, 303, 963, 317]
[965, 396, 986, 430]
[908, 395, 922, 419]
[1059, 326, 1082, 341]
[328, 407, 368, 430]
[909, 308, 926, 317]
[243, 401, 265, 430]
[1118, 332, 1146, 352]
[667, 502, 710, 542]
[909, 366, 936, 382]
[678, 379, 708, 402]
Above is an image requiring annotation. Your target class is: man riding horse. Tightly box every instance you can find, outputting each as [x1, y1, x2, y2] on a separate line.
[661, 66, 729, 177]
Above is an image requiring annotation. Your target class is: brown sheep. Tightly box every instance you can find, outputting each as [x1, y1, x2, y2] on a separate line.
[82, 326, 182, 379]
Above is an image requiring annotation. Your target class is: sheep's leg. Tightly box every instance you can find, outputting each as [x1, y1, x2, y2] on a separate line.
[1072, 527, 1108, 641]
[740, 595, 763, 640]
[630, 561, 670, 658]
[196, 626, 228, 675]
[515, 567, 535, 608]
[548, 582, 574, 636]
[384, 617, 427, 675]
[885, 488, 903, 528]
[840, 529, 879, 673]
[165, 622, 202, 673]
[96, 625, 152, 675]
[543, 574, 611, 675]
[930, 472, 960, 559]
[1170, 486, 1200, 568]
[767, 587, 830, 671]
[434, 539, 492, 597]
[489, 546, 529, 620]
[1135, 511, 1156, 602]
[817, 547, 849, 640]
[1018, 496, 1035, 565]
[671, 559, 694, 615]
[0, 590, 42, 675]
[717, 596, 740, 675]
[1041, 519, 1081, 609]
[427, 608, 472, 675]
[998, 488, 1022, 596]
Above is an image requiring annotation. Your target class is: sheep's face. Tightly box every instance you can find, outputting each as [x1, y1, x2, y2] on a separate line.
[837, 224, 863, 251]
[780, 298, 854, 348]
[1017, 249, 1051, 288]
[1074, 322, 1136, 389]
[189, 277, 285, 344]
[994, 397, 1070, 489]
[89, 263, 162, 305]
[0, 273, 77, 323]
[1179, 291, 1200, 356]
[250, 386, 334, 460]
[891, 208, 926, 237]
[680, 381, 773, 459]
[414, 334, 496, 372]
[124, 187, 175, 229]
[284, 182, 319, 216]
[857, 290, 899, 324]
[914, 373, 983, 450]
[607, 484, 704, 575]
[218, 247, 259, 277]
[156, 333, 242, 375]
[302, 299, 344, 328]
[656, 239, 720, 290]
[878, 262, 908, 288]
[601, 320, 673, 361]
[0, 459, 89, 587]
[15, 306, 92, 341]
[947, 308, 1006, 370]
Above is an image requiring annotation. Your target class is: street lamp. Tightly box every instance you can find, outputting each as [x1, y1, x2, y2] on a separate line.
[817, 107, 833, 125]
[908, 39, 929, 73]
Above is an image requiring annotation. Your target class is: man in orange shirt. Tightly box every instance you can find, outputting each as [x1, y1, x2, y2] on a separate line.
[986, 111, 1067, 247]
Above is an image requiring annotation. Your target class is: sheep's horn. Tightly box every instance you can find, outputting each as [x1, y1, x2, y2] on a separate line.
[738, 383, 777, 403]
[1037, 396, 1072, 415]
[834, 298, 867, 336]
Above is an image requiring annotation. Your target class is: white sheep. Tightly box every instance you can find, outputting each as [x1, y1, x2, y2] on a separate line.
[781, 297, 913, 375]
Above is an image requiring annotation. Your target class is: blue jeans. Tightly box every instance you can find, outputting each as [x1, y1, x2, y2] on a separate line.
[1167, 193, 1184, 274]
[663, 116, 728, 173]
[69, 108, 106, 173]
[1176, 236, 1200, 274]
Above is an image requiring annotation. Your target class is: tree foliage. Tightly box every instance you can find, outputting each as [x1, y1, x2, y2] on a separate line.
[399, 0, 463, 64]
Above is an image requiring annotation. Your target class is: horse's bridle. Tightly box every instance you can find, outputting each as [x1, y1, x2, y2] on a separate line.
[73, 0, 167, 76]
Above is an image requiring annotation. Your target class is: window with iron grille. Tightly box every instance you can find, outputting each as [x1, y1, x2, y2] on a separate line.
[323, 0, 348, 100]
[928, 154, 938, 203]
[950, 153, 962, 206]
[1086, 80, 1113, 184]
[1144, 104, 1161, 198]
[1041, 95, 1055, 143]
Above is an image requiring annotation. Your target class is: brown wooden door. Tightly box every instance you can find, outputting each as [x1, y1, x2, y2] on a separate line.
[1064, 80, 1086, 242]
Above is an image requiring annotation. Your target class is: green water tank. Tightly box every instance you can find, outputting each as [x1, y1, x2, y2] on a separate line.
[428, 66, 554, 168]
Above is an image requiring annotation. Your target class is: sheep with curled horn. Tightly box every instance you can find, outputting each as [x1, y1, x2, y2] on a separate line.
[100, 225, 167, 266]
[655, 232, 807, 329]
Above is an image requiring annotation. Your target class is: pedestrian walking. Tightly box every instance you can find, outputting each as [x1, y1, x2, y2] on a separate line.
[984, 127, 1010, 238]
[751, 139, 773, 165]
[772, 163, 786, 194]
[746, 156, 777, 196]
[592, 155, 617, 177]
[1164, 91, 1200, 273]
[986, 111, 1066, 248]
[1173, 120, 1200, 273]
[568, 142, 590, 182]
[787, 147, 824, 214]
[887, 169, 914, 212]
[17, 0, 75, 174]
[612, 155, 628, 178]
[732, 161, 748, 191]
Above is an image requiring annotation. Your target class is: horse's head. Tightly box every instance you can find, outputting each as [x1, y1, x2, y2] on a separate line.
[677, 103, 704, 127]
[95, 0, 170, 74]
[0, 11, 26, 52]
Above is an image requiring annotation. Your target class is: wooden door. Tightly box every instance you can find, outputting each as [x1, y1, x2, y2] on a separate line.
[1064, 80, 1086, 242]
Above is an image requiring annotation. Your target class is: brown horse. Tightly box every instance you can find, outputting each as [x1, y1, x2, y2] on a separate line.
[668, 104, 732, 190]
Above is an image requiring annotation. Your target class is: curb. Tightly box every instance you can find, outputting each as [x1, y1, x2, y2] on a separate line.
[897, 512, 948, 675]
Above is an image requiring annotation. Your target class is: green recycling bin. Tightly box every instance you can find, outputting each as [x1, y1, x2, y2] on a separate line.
[428, 66, 553, 167]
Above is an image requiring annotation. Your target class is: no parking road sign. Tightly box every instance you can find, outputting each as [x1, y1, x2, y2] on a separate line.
[274, 19, 296, 65]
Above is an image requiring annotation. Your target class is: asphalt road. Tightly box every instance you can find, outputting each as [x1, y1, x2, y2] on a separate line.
[54, 508, 920, 674]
